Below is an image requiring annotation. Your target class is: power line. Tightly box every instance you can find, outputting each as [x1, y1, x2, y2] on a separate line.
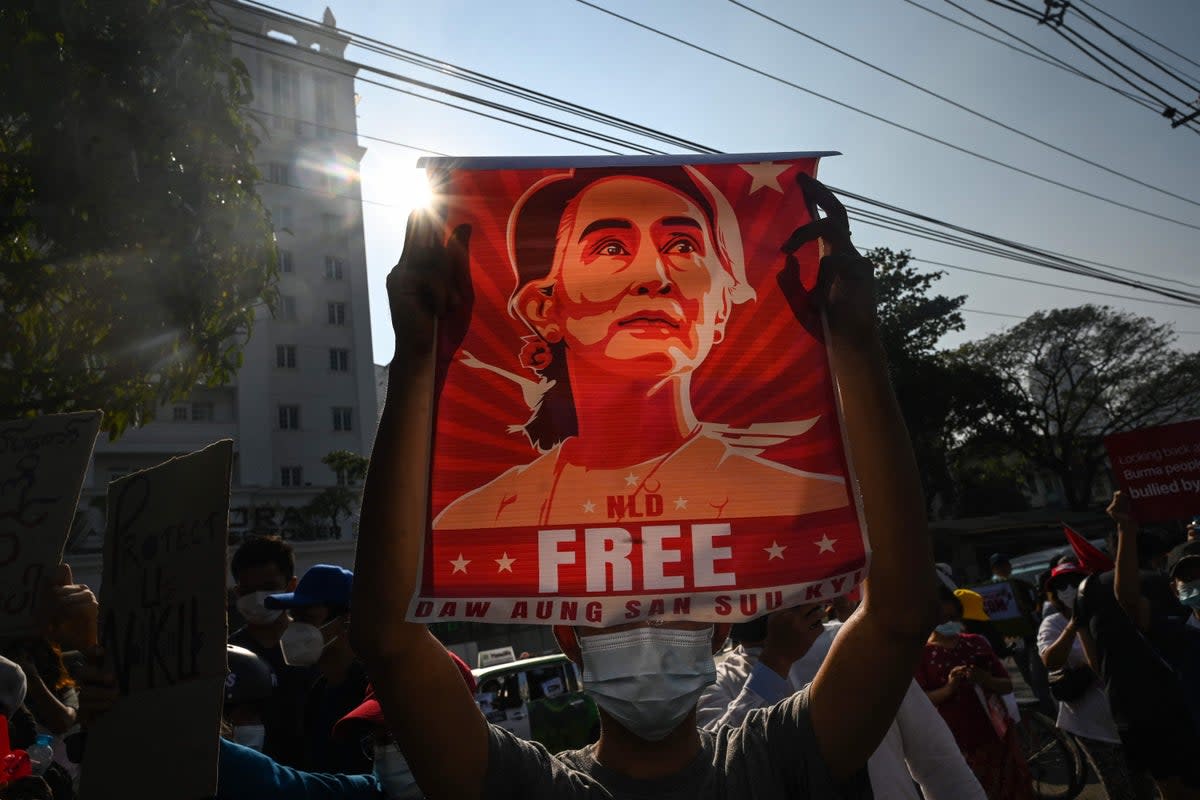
[1067, 2, 1200, 97]
[904, 253, 1199, 309]
[231, 34, 632, 155]
[727, 0, 1200, 210]
[220, 0, 712, 154]
[1074, 0, 1200, 78]
[840, 193, 1200, 300]
[962, 307, 1200, 336]
[573, 0, 1200, 232]
[249, 107, 448, 155]
[986, 0, 1200, 123]
[901, 0, 1159, 112]
[228, 2, 1200, 307]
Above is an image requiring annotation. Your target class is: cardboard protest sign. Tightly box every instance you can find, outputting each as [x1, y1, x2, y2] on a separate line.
[81, 440, 232, 800]
[410, 153, 868, 626]
[0, 411, 102, 636]
[1105, 419, 1200, 523]
[968, 581, 1035, 638]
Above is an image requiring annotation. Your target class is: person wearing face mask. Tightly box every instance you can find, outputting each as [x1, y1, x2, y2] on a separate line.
[350, 178, 943, 799]
[70, 640, 383, 799]
[265, 564, 370, 776]
[1057, 491, 1200, 798]
[1168, 540, 1200, 629]
[700, 606, 986, 800]
[1037, 565, 1148, 798]
[333, 650, 477, 799]
[915, 585, 1031, 800]
[228, 535, 315, 767]
[694, 605, 824, 731]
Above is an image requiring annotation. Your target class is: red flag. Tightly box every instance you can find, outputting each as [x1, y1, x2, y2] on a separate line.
[1062, 523, 1115, 573]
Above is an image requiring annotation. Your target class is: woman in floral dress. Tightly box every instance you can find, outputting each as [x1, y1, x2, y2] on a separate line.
[915, 586, 1033, 800]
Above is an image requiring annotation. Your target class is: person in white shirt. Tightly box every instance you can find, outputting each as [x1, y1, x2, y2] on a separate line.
[698, 605, 985, 800]
[1038, 562, 1150, 799]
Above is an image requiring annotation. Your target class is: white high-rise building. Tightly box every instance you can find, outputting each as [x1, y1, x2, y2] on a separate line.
[82, 5, 377, 554]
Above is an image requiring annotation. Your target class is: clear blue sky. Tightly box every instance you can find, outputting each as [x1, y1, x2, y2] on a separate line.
[266, 0, 1200, 364]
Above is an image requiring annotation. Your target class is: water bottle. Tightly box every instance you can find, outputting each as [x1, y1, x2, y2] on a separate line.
[27, 734, 54, 776]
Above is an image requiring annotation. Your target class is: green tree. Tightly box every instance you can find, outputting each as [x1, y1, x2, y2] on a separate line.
[302, 450, 371, 539]
[1, 0, 276, 436]
[866, 248, 997, 512]
[322, 449, 369, 486]
[957, 305, 1200, 511]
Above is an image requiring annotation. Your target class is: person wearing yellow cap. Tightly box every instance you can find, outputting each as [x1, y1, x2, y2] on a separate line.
[916, 584, 1032, 799]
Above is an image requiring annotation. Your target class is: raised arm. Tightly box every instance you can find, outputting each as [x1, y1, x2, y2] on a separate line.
[350, 214, 489, 800]
[784, 176, 939, 781]
[1107, 491, 1150, 630]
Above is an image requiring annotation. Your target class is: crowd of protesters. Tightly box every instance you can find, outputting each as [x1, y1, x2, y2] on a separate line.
[3, 179, 1200, 799]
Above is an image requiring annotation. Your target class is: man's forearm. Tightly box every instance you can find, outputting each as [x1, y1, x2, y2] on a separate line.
[828, 328, 935, 635]
[1113, 520, 1144, 628]
[352, 355, 436, 658]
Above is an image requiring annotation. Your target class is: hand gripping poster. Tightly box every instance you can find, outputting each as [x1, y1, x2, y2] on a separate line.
[410, 152, 868, 626]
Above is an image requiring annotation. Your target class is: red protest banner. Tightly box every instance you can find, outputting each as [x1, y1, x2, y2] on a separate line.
[412, 153, 868, 626]
[1105, 418, 1200, 523]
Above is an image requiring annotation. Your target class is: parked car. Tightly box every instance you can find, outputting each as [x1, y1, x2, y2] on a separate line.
[473, 653, 599, 753]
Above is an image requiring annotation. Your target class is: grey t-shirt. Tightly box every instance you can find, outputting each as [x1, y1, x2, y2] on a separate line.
[484, 687, 872, 799]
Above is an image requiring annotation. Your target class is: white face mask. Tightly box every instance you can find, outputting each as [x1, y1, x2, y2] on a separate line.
[579, 626, 716, 742]
[280, 618, 339, 666]
[373, 742, 421, 799]
[231, 723, 266, 751]
[1057, 586, 1078, 611]
[236, 592, 284, 626]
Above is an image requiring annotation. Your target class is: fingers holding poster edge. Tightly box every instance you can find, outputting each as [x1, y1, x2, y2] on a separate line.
[388, 212, 475, 359]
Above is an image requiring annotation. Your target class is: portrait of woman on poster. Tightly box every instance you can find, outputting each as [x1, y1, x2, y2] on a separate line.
[434, 166, 849, 531]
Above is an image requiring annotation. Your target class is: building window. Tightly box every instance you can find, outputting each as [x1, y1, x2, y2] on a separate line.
[267, 162, 290, 185]
[314, 77, 335, 140]
[278, 405, 300, 430]
[280, 295, 297, 321]
[329, 348, 350, 372]
[332, 406, 353, 432]
[273, 205, 293, 232]
[279, 249, 293, 273]
[281, 466, 303, 487]
[191, 402, 214, 422]
[270, 62, 300, 132]
[324, 256, 344, 280]
[327, 302, 346, 326]
[321, 213, 339, 237]
[172, 406, 188, 422]
[275, 344, 297, 368]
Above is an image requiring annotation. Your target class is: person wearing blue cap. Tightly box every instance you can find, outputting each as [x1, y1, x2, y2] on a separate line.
[266, 564, 370, 777]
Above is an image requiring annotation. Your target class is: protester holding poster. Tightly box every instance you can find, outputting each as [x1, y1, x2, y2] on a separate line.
[916, 585, 1032, 800]
[411, 154, 869, 628]
[1071, 491, 1200, 797]
[353, 163, 939, 798]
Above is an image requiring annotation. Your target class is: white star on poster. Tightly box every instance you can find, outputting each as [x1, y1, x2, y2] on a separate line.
[582, 500, 596, 513]
[624, 472, 639, 487]
[450, 553, 470, 574]
[495, 552, 516, 573]
[674, 496, 689, 510]
[741, 162, 788, 194]
[764, 541, 787, 560]
[815, 535, 837, 554]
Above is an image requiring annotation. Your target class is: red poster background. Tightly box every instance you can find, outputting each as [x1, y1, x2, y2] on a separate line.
[411, 154, 869, 625]
[1105, 418, 1200, 523]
